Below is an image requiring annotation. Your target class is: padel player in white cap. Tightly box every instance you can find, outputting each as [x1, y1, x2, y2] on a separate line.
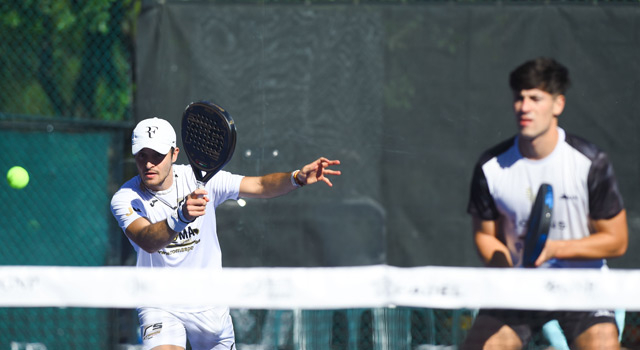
[111, 117, 340, 350]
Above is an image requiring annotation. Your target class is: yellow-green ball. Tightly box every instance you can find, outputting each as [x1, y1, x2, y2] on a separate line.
[7, 166, 29, 189]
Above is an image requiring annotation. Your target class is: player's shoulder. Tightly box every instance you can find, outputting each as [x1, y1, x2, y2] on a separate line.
[563, 132, 605, 161]
[111, 176, 143, 203]
[475, 136, 517, 166]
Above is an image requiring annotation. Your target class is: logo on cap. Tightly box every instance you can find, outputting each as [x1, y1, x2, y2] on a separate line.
[146, 126, 159, 138]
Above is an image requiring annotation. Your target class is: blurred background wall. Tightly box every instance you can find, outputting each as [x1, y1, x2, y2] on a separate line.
[135, 2, 640, 269]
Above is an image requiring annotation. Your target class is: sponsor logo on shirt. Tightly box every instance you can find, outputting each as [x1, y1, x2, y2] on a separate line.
[560, 194, 579, 200]
[158, 227, 202, 255]
[125, 207, 142, 216]
[142, 322, 162, 340]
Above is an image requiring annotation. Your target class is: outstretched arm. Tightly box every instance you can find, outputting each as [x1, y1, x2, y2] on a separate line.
[239, 157, 341, 199]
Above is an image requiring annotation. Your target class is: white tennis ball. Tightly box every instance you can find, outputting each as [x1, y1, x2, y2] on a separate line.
[7, 166, 29, 189]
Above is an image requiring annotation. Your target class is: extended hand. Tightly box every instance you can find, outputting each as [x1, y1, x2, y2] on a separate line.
[297, 157, 341, 187]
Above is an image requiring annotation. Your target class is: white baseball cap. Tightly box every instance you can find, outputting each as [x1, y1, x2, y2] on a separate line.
[131, 117, 177, 155]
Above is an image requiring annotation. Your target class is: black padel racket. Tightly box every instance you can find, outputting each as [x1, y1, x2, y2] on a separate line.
[181, 101, 237, 189]
[522, 183, 553, 268]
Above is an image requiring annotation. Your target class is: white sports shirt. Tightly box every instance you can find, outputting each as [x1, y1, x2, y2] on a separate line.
[110, 164, 243, 271]
[467, 128, 624, 268]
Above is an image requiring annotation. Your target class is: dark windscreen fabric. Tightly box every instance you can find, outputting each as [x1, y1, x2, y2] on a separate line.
[135, 2, 640, 268]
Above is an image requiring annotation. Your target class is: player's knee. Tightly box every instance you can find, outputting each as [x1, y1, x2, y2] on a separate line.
[482, 326, 522, 350]
[572, 323, 620, 350]
[462, 324, 522, 350]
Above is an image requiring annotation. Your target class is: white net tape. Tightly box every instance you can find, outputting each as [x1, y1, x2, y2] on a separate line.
[1, 265, 638, 310]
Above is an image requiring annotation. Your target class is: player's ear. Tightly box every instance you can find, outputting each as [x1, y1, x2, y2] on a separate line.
[552, 94, 565, 117]
[171, 147, 180, 162]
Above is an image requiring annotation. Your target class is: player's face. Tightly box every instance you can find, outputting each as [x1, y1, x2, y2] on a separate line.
[135, 148, 178, 191]
[513, 88, 565, 140]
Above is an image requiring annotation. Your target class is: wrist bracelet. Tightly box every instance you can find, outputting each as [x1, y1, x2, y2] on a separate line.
[294, 170, 305, 187]
[291, 170, 304, 188]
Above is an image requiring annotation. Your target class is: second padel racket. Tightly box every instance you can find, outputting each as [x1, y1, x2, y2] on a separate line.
[181, 101, 237, 189]
[522, 183, 554, 268]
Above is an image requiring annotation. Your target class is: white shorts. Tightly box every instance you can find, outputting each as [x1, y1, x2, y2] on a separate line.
[138, 306, 235, 350]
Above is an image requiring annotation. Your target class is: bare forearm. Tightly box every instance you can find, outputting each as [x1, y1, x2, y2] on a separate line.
[548, 233, 627, 260]
[126, 219, 180, 253]
[239, 158, 341, 198]
[240, 172, 297, 199]
[475, 233, 513, 267]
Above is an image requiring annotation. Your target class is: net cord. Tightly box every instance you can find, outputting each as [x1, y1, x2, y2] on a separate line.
[0, 265, 636, 310]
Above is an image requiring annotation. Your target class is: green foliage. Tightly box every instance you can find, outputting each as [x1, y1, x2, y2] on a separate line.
[0, 0, 139, 121]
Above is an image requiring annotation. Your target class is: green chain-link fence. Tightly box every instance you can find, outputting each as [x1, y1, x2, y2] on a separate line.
[1, 1, 136, 349]
[0, 0, 136, 121]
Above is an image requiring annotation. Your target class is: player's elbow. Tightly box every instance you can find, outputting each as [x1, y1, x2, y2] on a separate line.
[127, 231, 167, 254]
[141, 244, 162, 254]
[607, 230, 628, 258]
[611, 237, 628, 258]
[137, 237, 171, 254]
[598, 210, 628, 258]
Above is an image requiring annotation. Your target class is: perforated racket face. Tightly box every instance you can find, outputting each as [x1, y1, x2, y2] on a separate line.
[522, 184, 553, 268]
[181, 101, 237, 183]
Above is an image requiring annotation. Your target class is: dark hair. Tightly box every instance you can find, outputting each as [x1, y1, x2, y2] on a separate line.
[509, 57, 571, 95]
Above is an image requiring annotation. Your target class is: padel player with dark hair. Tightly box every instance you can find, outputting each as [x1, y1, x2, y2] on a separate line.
[110, 117, 340, 350]
[463, 57, 628, 350]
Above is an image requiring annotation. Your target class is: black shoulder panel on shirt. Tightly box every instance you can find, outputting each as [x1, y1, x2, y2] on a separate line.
[565, 132, 624, 220]
[467, 137, 516, 221]
[476, 136, 517, 168]
[564, 133, 601, 161]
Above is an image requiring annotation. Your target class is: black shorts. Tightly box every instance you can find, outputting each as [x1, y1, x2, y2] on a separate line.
[475, 309, 618, 346]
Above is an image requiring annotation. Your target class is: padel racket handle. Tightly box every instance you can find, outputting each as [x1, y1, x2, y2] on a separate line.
[196, 180, 205, 198]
